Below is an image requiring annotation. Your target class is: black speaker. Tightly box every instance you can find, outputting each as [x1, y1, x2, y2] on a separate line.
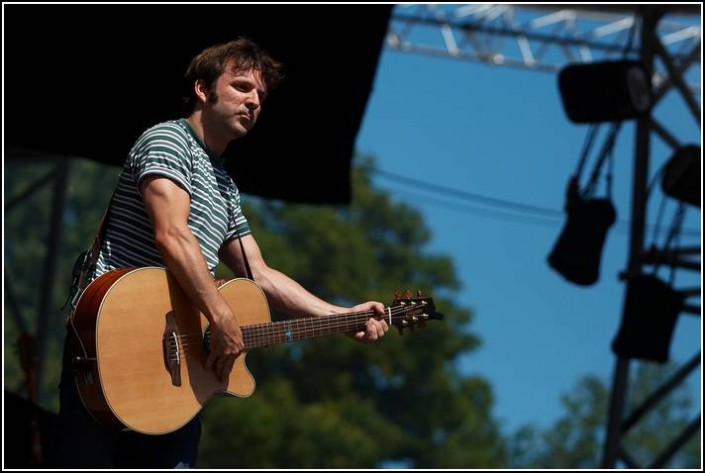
[558, 60, 653, 124]
[611, 275, 685, 363]
[661, 145, 701, 208]
[548, 197, 617, 286]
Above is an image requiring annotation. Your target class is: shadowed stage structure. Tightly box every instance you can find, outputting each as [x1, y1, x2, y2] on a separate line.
[5, 4, 393, 204]
[3, 391, 57, 469]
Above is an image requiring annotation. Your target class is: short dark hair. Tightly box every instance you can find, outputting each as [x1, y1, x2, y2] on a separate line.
[182, 37, 284, 112]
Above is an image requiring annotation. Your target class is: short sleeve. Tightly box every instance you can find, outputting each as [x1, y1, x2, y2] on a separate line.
[129, 122, 193, 195]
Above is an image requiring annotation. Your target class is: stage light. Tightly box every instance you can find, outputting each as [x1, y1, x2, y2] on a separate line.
[558, 60, 654, 124]
[661, 144, 701, 208]
[611, 275, 685, 363]
[548, 177, 617, 286]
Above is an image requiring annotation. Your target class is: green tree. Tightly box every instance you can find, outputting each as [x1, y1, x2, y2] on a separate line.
[4, 156, 120, 409]
[199, 155, 507, 468]
[7, 154, 699, 471]
[5, 153, 505, 468]
[507, 363, 701, 469]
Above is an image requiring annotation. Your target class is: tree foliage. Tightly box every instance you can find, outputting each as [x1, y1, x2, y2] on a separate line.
[201, 155, 506, 468]
[507, 362, 701, 469]
[5, 154, 506, 468]
[6, 154, 698, 469]
[4, 156, 120, 408]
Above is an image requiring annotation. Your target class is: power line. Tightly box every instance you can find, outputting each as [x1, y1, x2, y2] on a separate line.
[374, 167, 564, 218]
[371, 167, 701, 239]
[387, 186, 563, 228]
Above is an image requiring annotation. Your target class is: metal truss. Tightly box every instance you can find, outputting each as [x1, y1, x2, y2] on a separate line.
[387, 4, 701, 94]
[387, 4, 701, 469]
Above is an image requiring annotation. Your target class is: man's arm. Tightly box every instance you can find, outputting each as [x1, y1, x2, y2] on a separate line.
[141, 175, 243, 380]
[219, 234, 388, 342]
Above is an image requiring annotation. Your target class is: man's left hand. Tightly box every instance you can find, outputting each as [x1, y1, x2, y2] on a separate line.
[348, 301, 388, 343]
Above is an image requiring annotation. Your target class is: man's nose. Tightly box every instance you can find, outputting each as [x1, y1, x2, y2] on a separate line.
[244, 91, 260, 110]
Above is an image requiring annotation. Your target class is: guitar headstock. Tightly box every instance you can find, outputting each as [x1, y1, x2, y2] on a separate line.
[390, 289, 444, 334]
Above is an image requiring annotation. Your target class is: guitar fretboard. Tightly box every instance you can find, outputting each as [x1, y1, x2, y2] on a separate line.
[202, 302, 433, 351]
[241, 311, 375, 349]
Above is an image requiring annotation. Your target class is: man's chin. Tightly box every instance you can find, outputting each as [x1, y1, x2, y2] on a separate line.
[231, 124, 250, 139]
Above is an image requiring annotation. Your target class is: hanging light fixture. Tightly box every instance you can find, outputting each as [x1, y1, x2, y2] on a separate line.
[558, 60, 654, 124]
[661, 144, 701, 208]
[611, 274, 685, 363]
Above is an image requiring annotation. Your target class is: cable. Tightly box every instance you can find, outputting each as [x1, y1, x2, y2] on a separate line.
[389, 187, 562, 228]
[373, 167, 563, 219]
[371, 167, 701, 239]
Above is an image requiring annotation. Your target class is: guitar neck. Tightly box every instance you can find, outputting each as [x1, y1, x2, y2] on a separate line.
[242, 310, 377, 349]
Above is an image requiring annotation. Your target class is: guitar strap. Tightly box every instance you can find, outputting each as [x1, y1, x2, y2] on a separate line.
[234, 224, 254, 281]
[67, 195, 114, 318]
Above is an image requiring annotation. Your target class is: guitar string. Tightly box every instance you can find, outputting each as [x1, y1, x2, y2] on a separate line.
[172, 305, 423, 336]
[164, 305, 426, 342]
[163, 305, 430, 358]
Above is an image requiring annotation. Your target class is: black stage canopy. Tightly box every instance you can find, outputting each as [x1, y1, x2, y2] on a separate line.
[5, 4, 393, 204]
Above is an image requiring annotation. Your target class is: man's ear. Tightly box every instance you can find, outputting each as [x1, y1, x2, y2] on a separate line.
[194, 79, 208, 103]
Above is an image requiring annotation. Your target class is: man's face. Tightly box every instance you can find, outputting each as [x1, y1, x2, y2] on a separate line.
[205, 62, 268, 140]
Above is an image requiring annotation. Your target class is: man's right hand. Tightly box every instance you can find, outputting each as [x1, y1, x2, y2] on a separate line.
[205, 311, 245, 382]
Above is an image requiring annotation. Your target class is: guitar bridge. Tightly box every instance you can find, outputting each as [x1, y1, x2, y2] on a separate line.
[162, 312, 182, 387]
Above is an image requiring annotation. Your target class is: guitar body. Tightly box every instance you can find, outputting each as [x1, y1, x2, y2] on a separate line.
[69, 267, 271, 435]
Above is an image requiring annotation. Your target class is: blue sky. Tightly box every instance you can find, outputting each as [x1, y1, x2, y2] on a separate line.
[355, 10, 701, 435]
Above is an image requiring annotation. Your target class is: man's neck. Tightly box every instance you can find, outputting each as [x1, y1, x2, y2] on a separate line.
[185, 113, 227, 156]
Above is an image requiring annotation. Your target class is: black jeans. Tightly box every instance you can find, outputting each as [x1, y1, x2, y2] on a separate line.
[46, 336, 201, 469]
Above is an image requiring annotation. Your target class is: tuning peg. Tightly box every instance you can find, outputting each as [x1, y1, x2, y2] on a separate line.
[417, 289, 423, 297]
[397, 319, 409, 336]
[395, 290, 401, 299]
[405, 289, 412, 299]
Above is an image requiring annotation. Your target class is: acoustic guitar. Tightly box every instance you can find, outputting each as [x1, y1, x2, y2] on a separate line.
[68, 267, 443, 435]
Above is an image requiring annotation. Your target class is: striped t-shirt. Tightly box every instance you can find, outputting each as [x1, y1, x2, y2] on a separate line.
[91, 119, 251, 281]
